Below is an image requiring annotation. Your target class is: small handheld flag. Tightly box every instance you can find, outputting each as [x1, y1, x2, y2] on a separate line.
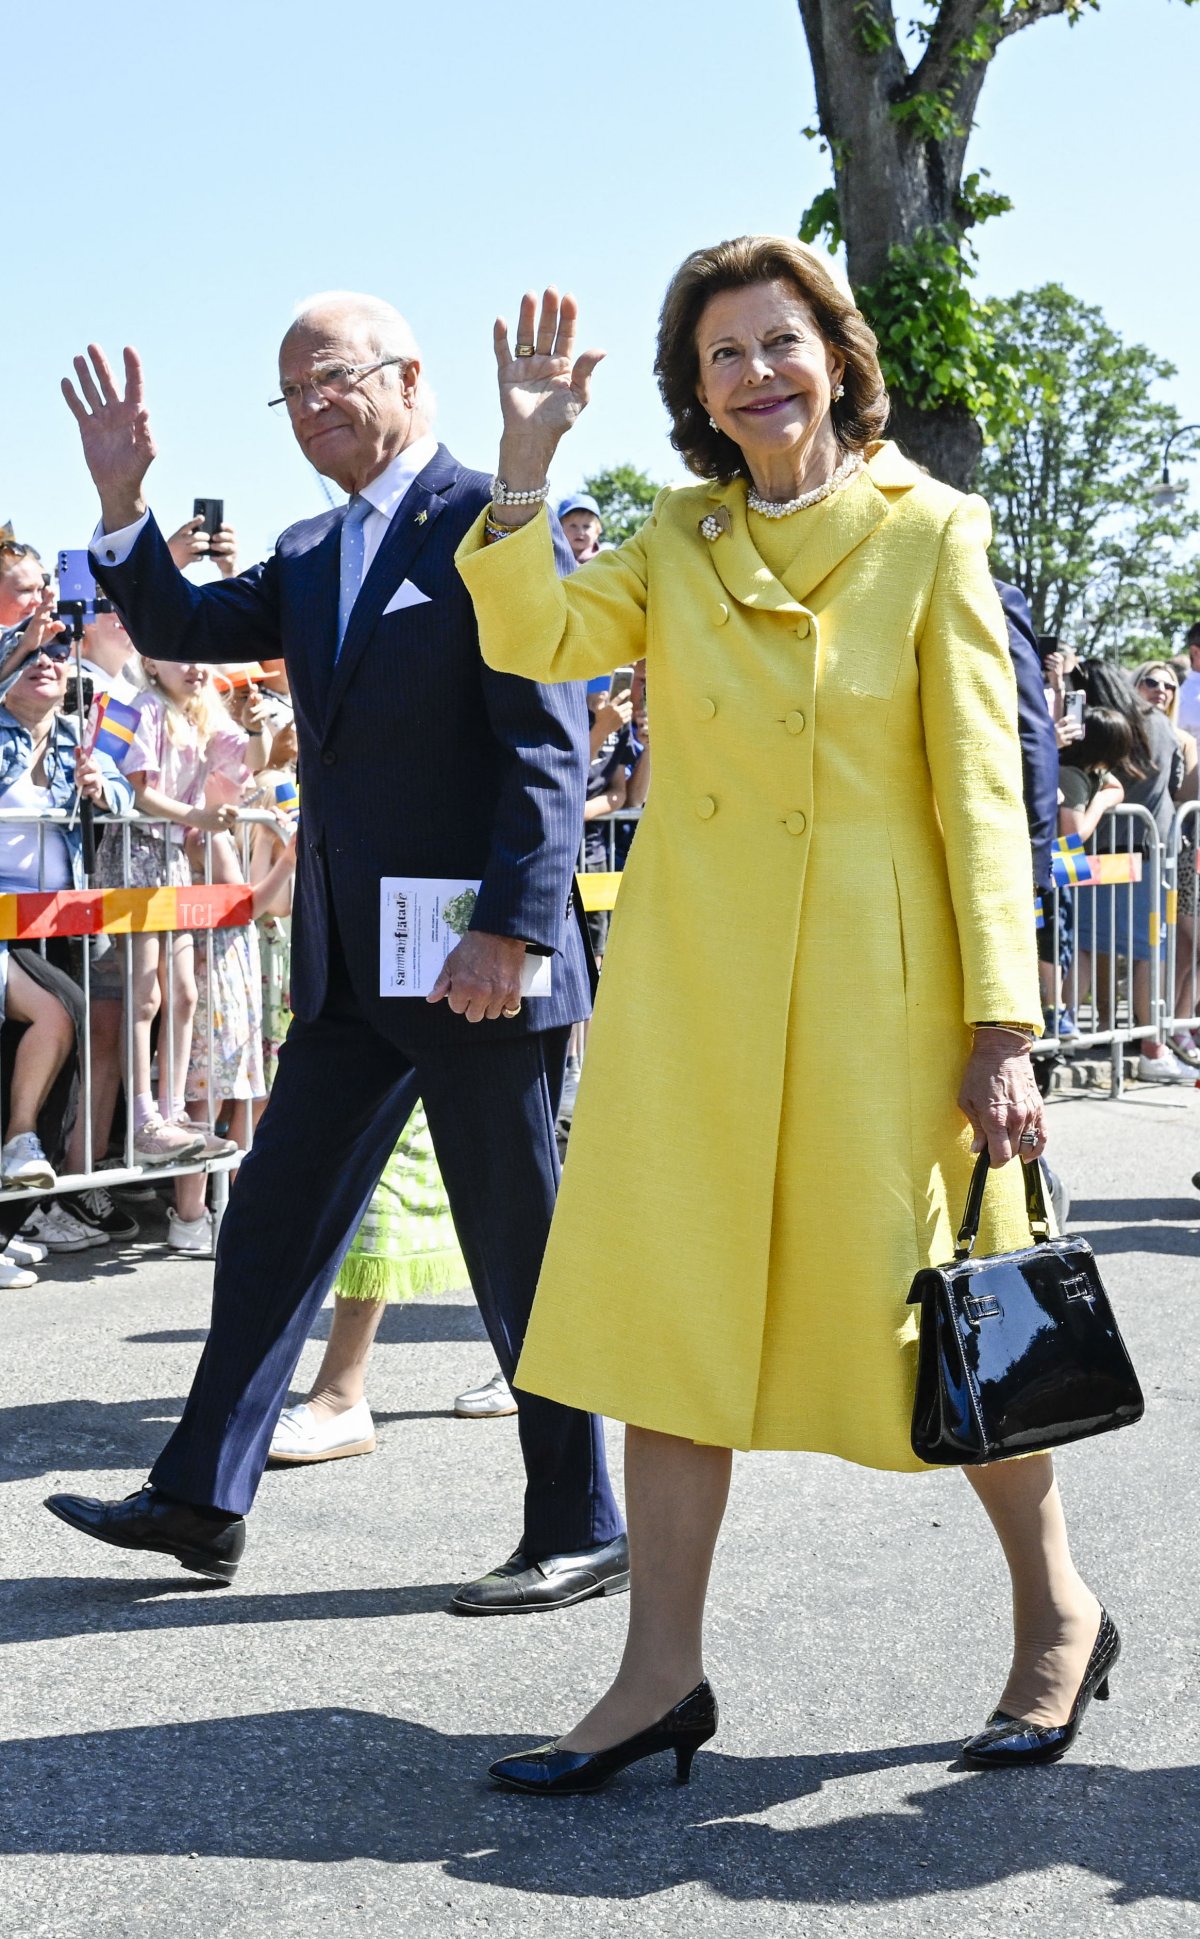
[274, 779, 299, 821]
[91, 694, 140, 768]
[1051, 833, 1092, 888]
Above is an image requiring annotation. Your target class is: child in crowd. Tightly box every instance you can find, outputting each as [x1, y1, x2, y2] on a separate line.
[98, 658, 247, 1164]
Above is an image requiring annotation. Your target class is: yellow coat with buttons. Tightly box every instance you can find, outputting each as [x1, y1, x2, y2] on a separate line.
[456, 441, 1042, 1466]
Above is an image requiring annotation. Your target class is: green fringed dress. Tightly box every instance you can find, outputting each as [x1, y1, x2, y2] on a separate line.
[333, 1105, 468, 1303]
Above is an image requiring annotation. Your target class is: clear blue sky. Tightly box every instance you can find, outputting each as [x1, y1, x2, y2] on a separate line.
[6, 0, 1198, 565]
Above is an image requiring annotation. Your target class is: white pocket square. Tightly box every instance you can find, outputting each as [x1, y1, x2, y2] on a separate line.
[382, 580, 432, 615]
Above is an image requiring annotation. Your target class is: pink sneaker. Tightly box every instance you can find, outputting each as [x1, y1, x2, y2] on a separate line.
[133, 1116, 207, 1165]
[171, 1117, 239, 1160]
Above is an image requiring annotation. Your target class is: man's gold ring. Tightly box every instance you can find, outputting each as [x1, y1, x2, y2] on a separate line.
[515, 344, 535, 358]
[503, 1004, 522, 1018]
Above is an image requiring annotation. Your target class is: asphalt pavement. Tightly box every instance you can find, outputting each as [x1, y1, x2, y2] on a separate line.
[2, 1085, 1198, 1937]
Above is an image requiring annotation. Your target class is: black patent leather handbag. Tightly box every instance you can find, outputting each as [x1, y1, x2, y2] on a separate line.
[908, 1153, 1144, 1465]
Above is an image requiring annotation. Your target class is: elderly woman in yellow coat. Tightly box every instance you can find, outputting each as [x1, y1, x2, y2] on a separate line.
[454, 237, 1116, 1792]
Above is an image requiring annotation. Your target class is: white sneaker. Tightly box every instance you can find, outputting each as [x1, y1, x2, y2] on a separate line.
[453, 1371, 518, 1418]
[0, 1252, 37, 1289]
[167, 1209, 213, 1254]
[268, 1398, 376, 1464]
[1137, 1048, 1197, 1085]
[5, 1234, 47, 1265]
[20, 1204, 108, 1253]
[1, 1132, 57, 1190]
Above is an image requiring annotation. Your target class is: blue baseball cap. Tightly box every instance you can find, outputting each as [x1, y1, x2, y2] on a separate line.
[557, 493, 602, 524]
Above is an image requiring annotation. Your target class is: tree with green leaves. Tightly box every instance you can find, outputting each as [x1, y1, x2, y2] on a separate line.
[796, 1, 1197, 489]
[581, 465, 665, 547]
[978, 285, 1199, 658]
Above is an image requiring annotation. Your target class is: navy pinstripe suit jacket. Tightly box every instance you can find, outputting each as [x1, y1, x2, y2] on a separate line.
[91, 444, 593, 1046]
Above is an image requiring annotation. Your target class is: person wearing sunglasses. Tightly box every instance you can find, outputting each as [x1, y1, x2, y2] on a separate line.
[0, 537, 46, 630]
[1133, 659, 1200, 1065]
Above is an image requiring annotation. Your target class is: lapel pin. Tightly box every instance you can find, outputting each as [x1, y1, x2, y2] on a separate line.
[415, 509, 428, 525]
[699, 506, 730, 543]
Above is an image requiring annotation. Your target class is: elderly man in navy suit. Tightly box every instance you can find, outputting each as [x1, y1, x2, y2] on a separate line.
[45, 295, 627, 1613]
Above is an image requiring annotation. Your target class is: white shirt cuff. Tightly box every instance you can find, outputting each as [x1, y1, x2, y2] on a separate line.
[90, 511, 150, 567]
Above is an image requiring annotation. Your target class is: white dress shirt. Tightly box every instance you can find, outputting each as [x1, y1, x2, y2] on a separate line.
[1177, 668, 1200, 739]
[91, 432, 442, 612]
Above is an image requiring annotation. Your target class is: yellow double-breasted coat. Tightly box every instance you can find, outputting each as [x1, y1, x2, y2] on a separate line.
[456, 442, 1042, 1469]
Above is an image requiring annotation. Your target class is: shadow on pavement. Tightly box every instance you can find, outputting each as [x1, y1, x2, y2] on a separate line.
[0, 1705, 1193, 1907]
[0, 1397, 186, 1481]
[0, 1579, 459, 1645]
[1081, 1226, 1200, 1260]
[1071, 1197, 1199, 1225]
[124, 1330, 209, 1345]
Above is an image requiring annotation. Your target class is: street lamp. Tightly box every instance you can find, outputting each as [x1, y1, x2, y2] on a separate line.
[1150, 423, 1200, 508]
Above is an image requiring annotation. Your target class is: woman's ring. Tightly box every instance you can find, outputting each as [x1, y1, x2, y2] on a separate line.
[1019, 1127, 1040, 1149]
[515, 344, 535, 358]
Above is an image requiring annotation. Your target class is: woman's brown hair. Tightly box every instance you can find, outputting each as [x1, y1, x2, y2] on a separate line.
[654, 234, 889, 482]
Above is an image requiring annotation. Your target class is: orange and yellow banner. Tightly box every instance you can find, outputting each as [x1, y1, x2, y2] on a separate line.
[0, 884, 253, 941]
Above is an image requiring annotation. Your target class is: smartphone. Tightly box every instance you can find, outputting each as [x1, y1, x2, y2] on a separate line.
[194, 497, 224, 537]
[609, 665, 635, 701]
[56, 548, 98, 606]
[1064, 691, 1086, 729]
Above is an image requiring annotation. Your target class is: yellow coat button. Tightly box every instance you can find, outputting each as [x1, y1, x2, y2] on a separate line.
[785, 710, 806, 735]
[697, 696, 716, 721]
[714, 602, 729, 625]
[785, 810, 807, 836]
[795, 617, 812, 641]
[697, 796, 716, 820]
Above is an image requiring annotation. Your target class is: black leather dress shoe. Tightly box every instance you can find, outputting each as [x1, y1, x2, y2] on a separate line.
[44, 1485, 245, 1584]
[961, 1608, 1120, 1768]
[489, 1679, 718, 1794]
[450, 1532, 629, 1615]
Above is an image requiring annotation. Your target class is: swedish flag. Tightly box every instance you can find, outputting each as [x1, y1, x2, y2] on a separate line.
[91, 694, 139, 768]
[274, 779, 299, 818]
[1051, 833, 1093, 888]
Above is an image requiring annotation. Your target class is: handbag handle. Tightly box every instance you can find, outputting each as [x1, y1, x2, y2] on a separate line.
[954, 1150, 1052, 1260]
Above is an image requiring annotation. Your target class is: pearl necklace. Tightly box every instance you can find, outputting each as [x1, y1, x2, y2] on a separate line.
[746, 449, 864, 519]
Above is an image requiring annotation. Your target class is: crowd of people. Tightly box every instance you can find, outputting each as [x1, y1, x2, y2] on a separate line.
[0, 521, 298, 1279]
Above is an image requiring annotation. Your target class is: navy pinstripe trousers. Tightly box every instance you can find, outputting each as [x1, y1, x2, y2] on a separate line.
[150, 946, 622, 1558]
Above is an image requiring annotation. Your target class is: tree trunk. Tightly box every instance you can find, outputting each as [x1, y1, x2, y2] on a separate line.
[887, 396, 983, 491]
[796, 0, 998, 490]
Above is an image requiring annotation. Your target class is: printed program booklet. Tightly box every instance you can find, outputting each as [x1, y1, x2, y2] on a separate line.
[379, 878, 553, 999]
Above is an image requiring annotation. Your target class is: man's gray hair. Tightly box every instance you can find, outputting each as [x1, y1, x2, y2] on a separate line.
[287, 291, 434, 416]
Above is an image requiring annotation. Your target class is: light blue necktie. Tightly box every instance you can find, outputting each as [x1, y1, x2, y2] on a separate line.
[335, 493, 372, 660]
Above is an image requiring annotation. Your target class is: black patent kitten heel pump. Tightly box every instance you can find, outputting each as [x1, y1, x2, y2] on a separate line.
[488, 1679, 719, 1796]
[961, 1608, 1120, 1768]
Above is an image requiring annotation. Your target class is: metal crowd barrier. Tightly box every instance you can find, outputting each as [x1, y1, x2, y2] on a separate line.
[0, 802, 287, 1247]
[1035, 802, 1178, 1095]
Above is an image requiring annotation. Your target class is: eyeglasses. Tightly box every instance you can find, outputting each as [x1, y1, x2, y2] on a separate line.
[1140, 676, 1177, 695]
[0, 539, 39, 563]
[267, 357, 409, 414]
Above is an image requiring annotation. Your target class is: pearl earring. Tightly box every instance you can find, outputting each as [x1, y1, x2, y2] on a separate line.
[832, 381, 845, 402]
[707, 414, 717, 429]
